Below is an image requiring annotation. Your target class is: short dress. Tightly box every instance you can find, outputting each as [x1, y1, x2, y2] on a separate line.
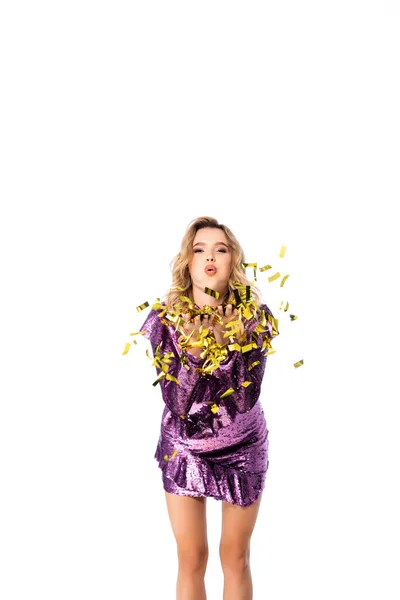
[140, 302, 277, 508]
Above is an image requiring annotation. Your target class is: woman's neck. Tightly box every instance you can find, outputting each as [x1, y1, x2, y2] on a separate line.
[191, 287, 230, 309]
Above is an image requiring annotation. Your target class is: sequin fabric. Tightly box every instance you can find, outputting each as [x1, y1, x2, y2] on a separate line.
[140, 302, 276, 507]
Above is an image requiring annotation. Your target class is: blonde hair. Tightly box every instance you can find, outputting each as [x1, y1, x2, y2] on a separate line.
[164, 216, 262, 311]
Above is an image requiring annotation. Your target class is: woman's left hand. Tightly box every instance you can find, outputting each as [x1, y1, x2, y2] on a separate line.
[210, 304, 243, 346]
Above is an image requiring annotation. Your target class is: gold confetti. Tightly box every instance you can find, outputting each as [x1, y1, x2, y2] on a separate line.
[241, 381, 252, 388]
[164, 448, 178, 461]
[179, 295, 193, 304]
[241, 343, 256, 354]
[210, 403, 219, 414]
[268, 272, 280, 282]
[136, 301, 149, 312]
[220, 387, 235, 399]
[294, 359, 304, 368]
[280, 274, 290, 287]
[248, 360, 260, 371]
[166, 373, 182, 385]
[204, 287, 220, 299]
[152, 373, 165, 386]
[259, 264, 272, 272]
[122, 343, 131, 355]
[279, 245, 287, 258]
[134, 279, 282, 388]
[269, 314, 279, 337]
[242, 263, 258, 281]
[228, 343, 242, 352]
[290, 314, 298, 321]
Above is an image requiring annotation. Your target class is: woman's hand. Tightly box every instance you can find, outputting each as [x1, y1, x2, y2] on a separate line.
[178, 313, 211, 356]
[210, 304, 243, 346]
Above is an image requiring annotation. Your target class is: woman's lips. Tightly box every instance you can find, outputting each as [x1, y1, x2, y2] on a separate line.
[204, 265, 217, 274]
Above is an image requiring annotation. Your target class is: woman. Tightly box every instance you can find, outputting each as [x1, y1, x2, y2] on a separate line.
[140, 216, 278, 599]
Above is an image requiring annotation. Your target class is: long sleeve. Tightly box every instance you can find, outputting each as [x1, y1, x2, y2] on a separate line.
[140, 308, 206, 418]
[211, 303, 277, 415]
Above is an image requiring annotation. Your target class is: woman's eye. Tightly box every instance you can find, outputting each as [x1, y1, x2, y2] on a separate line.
[193, 248, 227, 253]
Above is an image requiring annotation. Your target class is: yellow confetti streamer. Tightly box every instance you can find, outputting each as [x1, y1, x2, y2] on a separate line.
[279, 245, 287, 258]
[268, 272, 280, 282]
[204, 287, 220, 299]
[248, 360, 260, 371]
[136, 301, 149, 312]
[294, 359, 304, 368]
[223, 326, 241, 338]
[164, 448, 178, 461]
[210, 403, 219, 414]
[241, 381, 252, 388]
[228, 343, 242, 352]
[180, 295, 193, 304]
[220, 387, 235, 399]
[280, 274, 290, 287]
[241, 343, 255, 353]
[270, 316, 279, 337]
[265, 348, 276, 356]
[290, 314, 298, 321]
[122, 343, 131, 355]
[259, 264, 272, 272]
[242, 262, 258, 281]
[166, 373, 182, 386]
[133, 278, 282, 388]
[152, 373, 165, 386]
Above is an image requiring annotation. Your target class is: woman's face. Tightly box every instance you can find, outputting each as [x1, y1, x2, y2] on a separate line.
[189, 227, 233, 300]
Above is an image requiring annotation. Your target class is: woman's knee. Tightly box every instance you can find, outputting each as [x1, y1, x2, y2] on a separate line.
[177, 543, 209, 575]
[219, 541, 250, 574]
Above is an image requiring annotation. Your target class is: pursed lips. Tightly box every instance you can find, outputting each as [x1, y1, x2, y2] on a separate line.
[204, 265, 217, 274]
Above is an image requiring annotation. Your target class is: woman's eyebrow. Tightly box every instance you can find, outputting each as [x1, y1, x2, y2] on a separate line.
[193, 242, 230, 248]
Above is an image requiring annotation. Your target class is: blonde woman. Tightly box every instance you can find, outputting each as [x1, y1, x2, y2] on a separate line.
[140, 216, 278, 600]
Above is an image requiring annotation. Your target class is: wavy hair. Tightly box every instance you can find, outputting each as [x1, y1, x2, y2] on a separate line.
[164, 216, 262, 311]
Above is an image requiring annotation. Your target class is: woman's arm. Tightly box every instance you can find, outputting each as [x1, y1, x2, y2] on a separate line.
[211, 303, 276, 414]
[140, 308, 205, 418]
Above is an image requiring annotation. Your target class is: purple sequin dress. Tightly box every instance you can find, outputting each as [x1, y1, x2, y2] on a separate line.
[140, 302, 277, 508]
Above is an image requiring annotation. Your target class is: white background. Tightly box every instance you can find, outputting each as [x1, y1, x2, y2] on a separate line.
[1, 1, 399, 599]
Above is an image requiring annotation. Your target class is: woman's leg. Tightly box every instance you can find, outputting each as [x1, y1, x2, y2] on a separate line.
[165, 492, 208, 600]
[219, 493, 263, 600]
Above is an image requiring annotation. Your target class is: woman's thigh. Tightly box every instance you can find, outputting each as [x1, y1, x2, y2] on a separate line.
[220, 493, 263, 554]
[165, 492, 208, 552]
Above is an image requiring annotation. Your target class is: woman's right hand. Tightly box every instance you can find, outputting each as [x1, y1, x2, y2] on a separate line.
[178, 313, 210, 355]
